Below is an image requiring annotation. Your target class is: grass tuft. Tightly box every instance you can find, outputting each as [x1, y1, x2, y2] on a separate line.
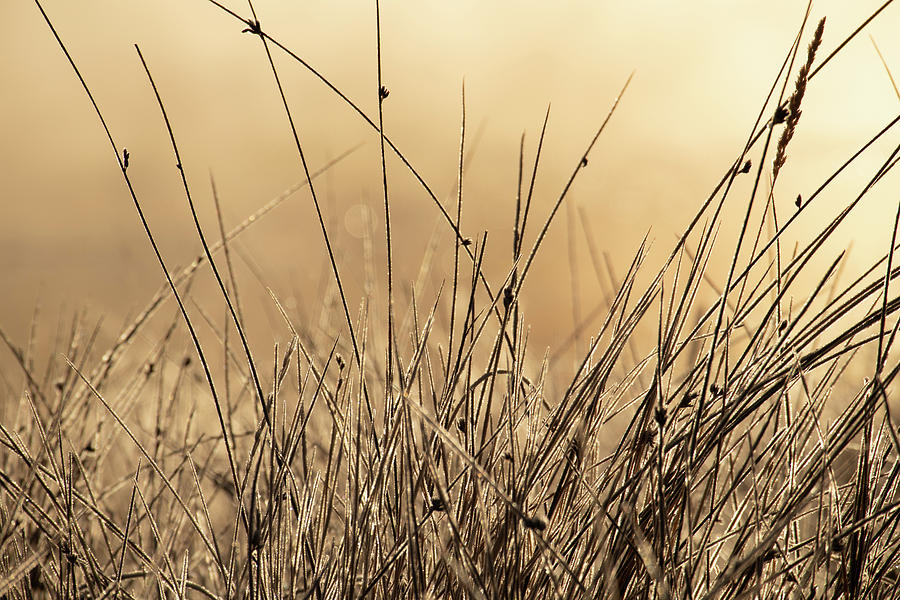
[3, 3, 900, 599]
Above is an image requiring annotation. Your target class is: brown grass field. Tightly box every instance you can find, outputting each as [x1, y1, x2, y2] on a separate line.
[3, 1, 900, 598]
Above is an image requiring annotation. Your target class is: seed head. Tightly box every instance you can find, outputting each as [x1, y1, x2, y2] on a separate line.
[523, 514, 547, 531]
[681, 392, 698, 408]
[773, 18, 825, 180]
[654, 406, 667, 426]
[241, 19, 262, 35]
[773, 106, 789, 125]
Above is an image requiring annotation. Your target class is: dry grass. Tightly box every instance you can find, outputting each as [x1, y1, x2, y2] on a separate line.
[3, 2, 900, 599]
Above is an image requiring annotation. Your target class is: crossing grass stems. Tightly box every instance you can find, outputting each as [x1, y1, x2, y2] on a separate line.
[3, 1, 900, 598]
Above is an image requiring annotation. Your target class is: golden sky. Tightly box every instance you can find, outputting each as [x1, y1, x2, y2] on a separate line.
[3, 1, 900, 357]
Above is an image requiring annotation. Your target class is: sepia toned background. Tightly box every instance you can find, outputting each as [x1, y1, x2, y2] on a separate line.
[3, 0, 900, 372]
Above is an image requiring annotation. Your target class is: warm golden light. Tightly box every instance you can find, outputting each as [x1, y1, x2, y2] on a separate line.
[4, 1, 900, 354]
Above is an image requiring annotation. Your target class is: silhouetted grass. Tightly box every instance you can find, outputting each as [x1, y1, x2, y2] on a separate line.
[2, 2, 900, 599]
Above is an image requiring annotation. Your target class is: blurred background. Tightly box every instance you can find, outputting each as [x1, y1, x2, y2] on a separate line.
[3, 0, 900, 377]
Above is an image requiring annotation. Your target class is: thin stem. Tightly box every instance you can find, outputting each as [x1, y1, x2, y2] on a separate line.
[375, 0, 395, 405]
[32, 0, 240, 501]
